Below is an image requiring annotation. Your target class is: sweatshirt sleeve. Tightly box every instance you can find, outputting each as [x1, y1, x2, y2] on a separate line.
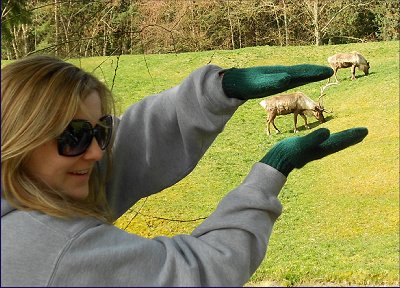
[106, 65, 244, 219]
[50, 163, 286, 287]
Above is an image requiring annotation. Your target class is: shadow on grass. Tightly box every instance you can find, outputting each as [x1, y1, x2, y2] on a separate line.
[289, 115, 334, 133]
[336, 72, 374, 82]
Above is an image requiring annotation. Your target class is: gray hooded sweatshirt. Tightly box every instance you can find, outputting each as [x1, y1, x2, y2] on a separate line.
[1, 65, 286, 287]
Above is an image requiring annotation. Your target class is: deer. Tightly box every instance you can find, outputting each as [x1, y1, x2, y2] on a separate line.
[259, 83, 338, 135]
[327, 51, 370, 82]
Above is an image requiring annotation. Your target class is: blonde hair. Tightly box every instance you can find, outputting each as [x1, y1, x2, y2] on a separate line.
[1, 55, 115, 222]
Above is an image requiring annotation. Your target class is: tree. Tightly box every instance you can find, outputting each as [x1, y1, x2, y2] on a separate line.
[1, 0, 397, 59]
[1, 0, 32, 59]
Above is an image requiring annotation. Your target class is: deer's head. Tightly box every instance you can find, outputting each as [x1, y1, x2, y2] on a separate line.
[313, 105, 326, 123]
[362, 62, 370, 75]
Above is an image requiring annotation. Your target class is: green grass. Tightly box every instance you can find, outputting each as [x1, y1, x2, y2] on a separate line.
[81, 42, 400, 286]
[4, 41, 399, 286]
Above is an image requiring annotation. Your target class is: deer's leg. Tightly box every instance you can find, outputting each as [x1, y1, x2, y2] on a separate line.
[293, 113, 299, 133]
[271, 119, 280, 134]
[266, 114, 272, 135]
[334, 68, 339, 82]
[351, 65, 356, 80]
[269, 113, 280, 134]
[300, 113, 309, 129]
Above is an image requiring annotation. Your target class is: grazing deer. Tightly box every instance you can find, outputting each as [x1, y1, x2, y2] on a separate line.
[259, 83, 338, 135]
[327, 51, 370, 82]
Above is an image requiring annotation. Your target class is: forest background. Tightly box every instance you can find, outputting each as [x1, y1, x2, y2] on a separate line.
[1, 0, 398, 60]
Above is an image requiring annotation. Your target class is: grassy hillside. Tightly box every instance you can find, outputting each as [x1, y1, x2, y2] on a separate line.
[5, 41, 399, 286]
[95, 41, 398, 286]
[110, 41, 399, 286]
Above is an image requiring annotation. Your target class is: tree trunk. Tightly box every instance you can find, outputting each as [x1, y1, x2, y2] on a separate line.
[282, 0, 289, 46]
[103, 21, 107, 56]
[237, 17, 242, 48]
[227, 0, 235, 50]
[11, 26, 20, 59]
[130, 0, 134, 54]
[22, 24, 29, 55]
[313, 0, 322, 46]
[273, 5, 282, 46]
[54, 0, 59, 55]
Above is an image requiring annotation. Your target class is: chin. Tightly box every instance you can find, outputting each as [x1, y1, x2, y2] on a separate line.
[67, 188, 90, 200]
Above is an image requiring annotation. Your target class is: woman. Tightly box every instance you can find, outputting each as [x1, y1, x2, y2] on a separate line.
[1, 55, 367, 286]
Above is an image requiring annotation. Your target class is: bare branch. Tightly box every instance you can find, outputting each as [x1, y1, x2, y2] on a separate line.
[1, 0, 12, 19]
[134, 210, 208, 223]
[121, 197, 149, 230]
[139, 32, 155, 89]
[320, 2, 355, 33]
[110, 54, 120, 92]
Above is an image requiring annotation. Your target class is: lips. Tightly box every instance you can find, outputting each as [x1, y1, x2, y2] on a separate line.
[69, 169, 90, 176]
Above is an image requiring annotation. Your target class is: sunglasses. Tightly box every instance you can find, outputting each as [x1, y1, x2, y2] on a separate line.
[57, 115, 113, 157]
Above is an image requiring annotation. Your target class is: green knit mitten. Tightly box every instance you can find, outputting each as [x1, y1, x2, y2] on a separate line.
[221, 64, 334, 100]
[260, 128, 368, 177]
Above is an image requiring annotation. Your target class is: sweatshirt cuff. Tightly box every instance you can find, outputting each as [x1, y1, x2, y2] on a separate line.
[201, 65, 246, 112]
[242, 162, 287, 197]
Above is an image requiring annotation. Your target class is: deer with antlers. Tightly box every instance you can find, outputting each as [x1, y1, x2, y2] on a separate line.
[259, 83, 338, 135]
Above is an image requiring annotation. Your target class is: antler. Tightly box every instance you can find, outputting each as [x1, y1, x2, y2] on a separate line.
[318, 82, 339, 106]
[322, 107, 334, 113]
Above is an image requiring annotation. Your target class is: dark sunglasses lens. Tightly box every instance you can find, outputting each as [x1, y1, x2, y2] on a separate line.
[58, 121, 93, 156]
[94, 115, 113, 149]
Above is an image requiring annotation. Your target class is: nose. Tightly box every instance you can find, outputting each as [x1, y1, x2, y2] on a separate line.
[319, 114, 326, 123]
[82, 138, 104, 161]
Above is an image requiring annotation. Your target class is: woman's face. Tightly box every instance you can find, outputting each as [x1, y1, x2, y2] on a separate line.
[24, 91, 105, 200]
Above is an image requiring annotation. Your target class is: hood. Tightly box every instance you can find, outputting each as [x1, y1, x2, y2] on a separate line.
[1, 186, 16, 217]
[1, 197, 15, 217]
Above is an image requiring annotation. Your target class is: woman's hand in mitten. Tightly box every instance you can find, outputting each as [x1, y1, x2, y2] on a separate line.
[260, 127, 369, 177]
[221, 64, 334, 100]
